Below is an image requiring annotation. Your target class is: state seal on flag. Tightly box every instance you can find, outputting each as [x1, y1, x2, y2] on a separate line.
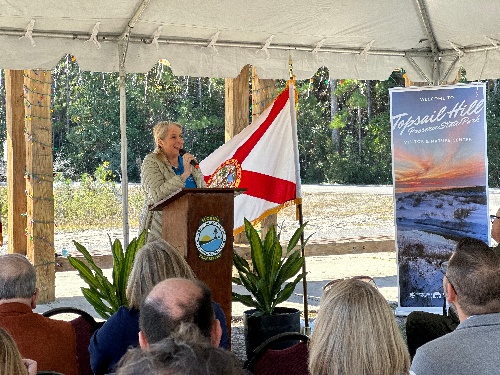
[195, 216, 226, 261]
[206, 158, 241, 188]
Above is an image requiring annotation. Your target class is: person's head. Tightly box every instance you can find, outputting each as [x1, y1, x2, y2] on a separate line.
[139, 278, 221, 348]
[126, 239, 195, 309]
[117, 324, 244, 375]
[0, 327, 30, 375]
[445, 237, 500, 318]
[0, 254, 38, 308]
[309, 278, 410, 375]
[491, 207, 500, 243]
[153, 121, 183, 159]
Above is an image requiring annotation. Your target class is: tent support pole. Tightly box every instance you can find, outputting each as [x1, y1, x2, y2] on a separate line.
[119, 40, 129, 248]
[117, 0, 152, 247]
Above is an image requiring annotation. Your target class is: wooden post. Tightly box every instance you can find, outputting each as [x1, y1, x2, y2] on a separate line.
[225, 65, 250, 243]
[251, 67, 278, 240]
[225, 65, 250, 142]
[24, 70, 55, 303]
[5, 70, 27, 255]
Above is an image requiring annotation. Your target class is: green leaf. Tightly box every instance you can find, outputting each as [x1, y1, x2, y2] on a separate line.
[73, 240, 107, 280]
[245, 218, 266, 278]
[273, 274, 305, 307]
[68, 232, 143, 318]
[286, 221, 308, 254]
[67, 257, 102, 291]
[233, 251, 251, 273]
[234, 219, 309, 315]
[232, 292, 258, 308]
[82, 287, 113, 319]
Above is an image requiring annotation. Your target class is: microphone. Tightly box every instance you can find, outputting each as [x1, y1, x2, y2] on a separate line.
[179, 149, 199, 168]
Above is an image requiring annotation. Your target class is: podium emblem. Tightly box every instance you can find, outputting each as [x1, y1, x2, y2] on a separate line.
[195, 216, 226, 261]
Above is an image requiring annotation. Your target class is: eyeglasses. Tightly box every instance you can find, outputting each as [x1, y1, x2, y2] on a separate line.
[440, 261, 458, 296]
[490, 215, 500, 223]
[323, 275, 377, 291]
[440, 261, 448, 274]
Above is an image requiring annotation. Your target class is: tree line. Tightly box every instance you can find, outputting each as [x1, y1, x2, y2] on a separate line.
[0, 56, 499, 187]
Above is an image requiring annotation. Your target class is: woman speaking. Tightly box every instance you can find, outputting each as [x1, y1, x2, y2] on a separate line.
[139, 121, 206, 242]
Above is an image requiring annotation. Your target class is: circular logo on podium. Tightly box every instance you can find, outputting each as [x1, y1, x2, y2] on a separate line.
[206, 159, 242, 188]
[195, 216, 226, 261]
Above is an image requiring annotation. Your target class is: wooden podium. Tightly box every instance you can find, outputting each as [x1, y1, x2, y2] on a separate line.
[150, 188, 244, 343]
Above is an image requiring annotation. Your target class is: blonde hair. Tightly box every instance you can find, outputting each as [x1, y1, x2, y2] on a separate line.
[126, 239, 195, 309]
[152, 121, 182, 154]
[309, 279, 410, 375]
[0, 327, 28, 375]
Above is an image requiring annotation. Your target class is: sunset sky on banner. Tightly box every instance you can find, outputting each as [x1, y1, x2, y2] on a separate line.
[390, 84, 487, 193]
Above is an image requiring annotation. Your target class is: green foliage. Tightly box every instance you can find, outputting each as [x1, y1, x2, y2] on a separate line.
[51, 58, 225, 182]
[326, 112, 392, 184]
[53, 165, 143, 229]
[296, 72, 332, 183]
[68, 230, 146, 319]
[232, 218, 309, 316]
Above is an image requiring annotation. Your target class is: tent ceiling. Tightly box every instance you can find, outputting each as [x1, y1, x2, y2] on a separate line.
[1, 0, 500, 81]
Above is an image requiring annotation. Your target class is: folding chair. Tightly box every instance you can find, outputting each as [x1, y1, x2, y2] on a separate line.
[43, 307, 103, 375]
[244, 332, 310, 375]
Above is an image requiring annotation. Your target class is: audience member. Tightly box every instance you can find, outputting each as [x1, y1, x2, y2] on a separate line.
[406, 211, 500, 358]
[309, 278, 410, 375]
[138, 278, 221, 348]
[116, 323, 244, 375]
[0, 254, 78, 375]
[0, 326, 37, 375]
[89, 239, 228, 375]
[410, 237, 500, 375]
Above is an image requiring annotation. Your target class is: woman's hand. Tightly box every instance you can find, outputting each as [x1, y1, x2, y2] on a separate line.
[180, 152, 195, 181]
[22, 358, 37, 375]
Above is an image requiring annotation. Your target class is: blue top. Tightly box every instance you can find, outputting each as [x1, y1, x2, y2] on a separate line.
[172, 155, 197, 188]
[89, 302, 229, 375]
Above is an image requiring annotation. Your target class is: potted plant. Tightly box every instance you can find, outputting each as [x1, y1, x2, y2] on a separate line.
[68, 230, 146, 319]
[233, 218, 309, 357]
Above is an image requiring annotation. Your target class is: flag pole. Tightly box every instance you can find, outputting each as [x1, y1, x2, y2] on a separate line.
[288, 55, 310, 335]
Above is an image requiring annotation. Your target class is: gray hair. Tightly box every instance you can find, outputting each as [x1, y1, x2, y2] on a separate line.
[447, 237, 500, 315]
[0, 254, 36, 300]
[116, 323, 244, 375]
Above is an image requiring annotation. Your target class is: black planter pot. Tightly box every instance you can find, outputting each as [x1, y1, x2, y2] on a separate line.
[243, 307, 301, 358]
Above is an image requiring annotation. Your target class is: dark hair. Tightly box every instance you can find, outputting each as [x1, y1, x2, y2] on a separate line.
[447, 237, 500, 315]
[116, 325, 244, 375]
[0, 254, 36, 300]
[139, 280, 215, 344]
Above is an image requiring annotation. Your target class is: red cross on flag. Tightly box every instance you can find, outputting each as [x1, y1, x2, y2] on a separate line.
[199, 83, 302, 234]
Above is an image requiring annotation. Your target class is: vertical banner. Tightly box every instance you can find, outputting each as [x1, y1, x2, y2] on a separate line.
[390, 83, 489, 313]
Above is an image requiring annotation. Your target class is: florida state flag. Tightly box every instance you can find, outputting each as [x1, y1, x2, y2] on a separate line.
[199, 83, 302, 234]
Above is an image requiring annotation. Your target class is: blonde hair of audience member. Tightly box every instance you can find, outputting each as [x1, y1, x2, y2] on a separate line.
[309, 279, 410, 375]
[0, 327, 37, 375]
[126, 239, 195, 309]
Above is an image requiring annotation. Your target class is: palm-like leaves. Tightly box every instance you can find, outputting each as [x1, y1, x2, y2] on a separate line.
[233, 218, 309, 316]
[68, 230, 146, 319]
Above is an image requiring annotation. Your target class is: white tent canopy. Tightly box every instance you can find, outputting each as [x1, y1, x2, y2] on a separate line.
[5, 0, 500, 247]
[2, 0, 500, 82]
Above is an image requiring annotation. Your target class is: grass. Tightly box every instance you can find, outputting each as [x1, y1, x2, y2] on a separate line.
[0, 181, 144, 231]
